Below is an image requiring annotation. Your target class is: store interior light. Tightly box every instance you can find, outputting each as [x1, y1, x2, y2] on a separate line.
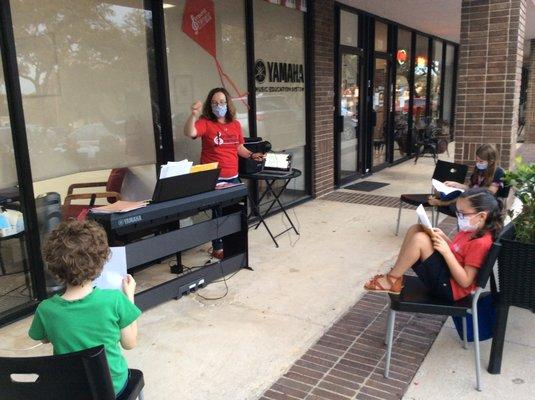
[163, 3, 175, 8]
[416, 56, 427, 68]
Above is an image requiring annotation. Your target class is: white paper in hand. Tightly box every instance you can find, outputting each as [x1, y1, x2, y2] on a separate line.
[93, 247, 127, 290]
[432, 179, 464, 196]
[416, 204, 433, 229]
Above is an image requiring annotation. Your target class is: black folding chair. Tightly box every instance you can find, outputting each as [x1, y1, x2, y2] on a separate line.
[383, 231, 505, 391]
[395, 160, 468, 235]
[0, 345, 144, 400]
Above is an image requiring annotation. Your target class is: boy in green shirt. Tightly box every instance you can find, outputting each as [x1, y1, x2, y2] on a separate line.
[29, 220, 141, 396]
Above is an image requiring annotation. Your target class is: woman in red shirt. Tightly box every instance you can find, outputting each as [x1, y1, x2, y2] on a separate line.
[364, 188, 503, 301]
[184, 87, 264, 259]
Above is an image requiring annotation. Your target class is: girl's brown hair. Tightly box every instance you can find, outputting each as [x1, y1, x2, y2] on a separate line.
[469, 144, 498, 188]
[459, 187, 503, 239]
[42, 220, 110, 286]
[201, 87, 236, 123]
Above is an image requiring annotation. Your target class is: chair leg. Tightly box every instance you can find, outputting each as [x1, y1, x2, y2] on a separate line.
[138, 389, 145, 400]
[462, 316, 468, 349]
[395, 200, 402, 236]
[384, 309, 396, 378]
[472, 307, 482, 391]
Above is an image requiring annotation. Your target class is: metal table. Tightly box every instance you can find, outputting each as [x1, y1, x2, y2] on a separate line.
[240, 169, 301, 248]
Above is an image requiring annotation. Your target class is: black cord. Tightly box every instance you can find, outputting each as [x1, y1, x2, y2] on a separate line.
[196, 212, 230, 301]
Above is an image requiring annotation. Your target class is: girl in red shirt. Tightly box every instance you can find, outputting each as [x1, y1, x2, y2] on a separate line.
[365, 188, 503, 301]
[184, 87, 264, 259]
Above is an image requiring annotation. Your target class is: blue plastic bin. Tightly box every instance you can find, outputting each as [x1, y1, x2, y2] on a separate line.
[452, 292, 496, 342]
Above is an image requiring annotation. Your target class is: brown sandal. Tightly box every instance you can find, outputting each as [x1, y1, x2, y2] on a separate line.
[364, 273, 404, 294]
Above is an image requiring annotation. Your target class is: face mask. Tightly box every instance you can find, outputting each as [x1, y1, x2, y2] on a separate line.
[476, 161, 488, 170]
[212, 104, 227, 118]
[457, 214, 478, 232]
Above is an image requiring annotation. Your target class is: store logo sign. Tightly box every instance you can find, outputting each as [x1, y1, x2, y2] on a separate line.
[255, 59, 304, 84]
[255, 59, 267, 83]
[254, 59, 305, 93]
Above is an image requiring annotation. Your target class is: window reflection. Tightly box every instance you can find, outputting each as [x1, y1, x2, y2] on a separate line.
[394, 29, 411, 160]
[414, 35, 428, 129]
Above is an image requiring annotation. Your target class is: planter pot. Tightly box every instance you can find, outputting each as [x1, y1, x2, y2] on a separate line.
[497, 225, 535, 312]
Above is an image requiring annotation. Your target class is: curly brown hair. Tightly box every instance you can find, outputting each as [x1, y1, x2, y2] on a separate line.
[42, 220, 110, 286]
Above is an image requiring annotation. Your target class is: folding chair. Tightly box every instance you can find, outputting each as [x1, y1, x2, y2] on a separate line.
[395, 160, 468, 235]
[0, 345, 144, 400]
[383, 230, 505, 391]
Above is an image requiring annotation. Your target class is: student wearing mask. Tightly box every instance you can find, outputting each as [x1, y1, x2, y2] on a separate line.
[364, 188, 503, 301]
[429, 144, 505, 207]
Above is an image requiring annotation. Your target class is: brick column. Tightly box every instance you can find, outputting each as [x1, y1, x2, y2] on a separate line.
[455, 0, 526, 169]
[310, 0, 335, 197]
[524, 39, 535, 143]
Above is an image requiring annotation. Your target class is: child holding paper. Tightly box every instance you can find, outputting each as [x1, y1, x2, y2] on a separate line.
[429, 144, 505, 206]
[365, 188, 502, 300]
[28, 220, 141, 397]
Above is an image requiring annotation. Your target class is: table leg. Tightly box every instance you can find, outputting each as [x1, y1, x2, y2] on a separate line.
[263, 179, 299, 235]
[488, 303, 509, 374]
[247, 187, 279, 247]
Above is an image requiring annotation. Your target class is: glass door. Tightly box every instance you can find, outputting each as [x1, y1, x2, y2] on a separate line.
[0, 66, 35, 320]
[371, 57, 390, 169]
[338, 52, 361, 182]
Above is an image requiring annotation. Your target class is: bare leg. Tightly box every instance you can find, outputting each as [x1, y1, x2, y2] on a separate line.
[368, 226, 434, 290]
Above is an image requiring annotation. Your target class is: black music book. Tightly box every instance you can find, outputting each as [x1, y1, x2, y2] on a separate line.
[152, 168, 221, 203]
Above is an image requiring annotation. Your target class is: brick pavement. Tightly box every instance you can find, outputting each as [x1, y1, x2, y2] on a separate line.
[259, 208, 458, 400]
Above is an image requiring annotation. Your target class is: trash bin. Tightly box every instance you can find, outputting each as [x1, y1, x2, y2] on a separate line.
[452, 292, 496, 342]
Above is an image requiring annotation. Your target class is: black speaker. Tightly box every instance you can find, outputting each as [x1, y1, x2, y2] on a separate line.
[239, 137, 271, 175]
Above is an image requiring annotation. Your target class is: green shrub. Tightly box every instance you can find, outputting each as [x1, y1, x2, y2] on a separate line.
[504, 157, 535, 244]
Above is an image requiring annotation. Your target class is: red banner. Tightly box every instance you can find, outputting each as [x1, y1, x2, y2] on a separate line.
[182, 0, 217, 58]
[181, 0, 247, 106]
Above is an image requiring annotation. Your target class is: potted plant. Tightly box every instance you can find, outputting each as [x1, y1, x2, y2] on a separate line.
[498, 156, 535, 311]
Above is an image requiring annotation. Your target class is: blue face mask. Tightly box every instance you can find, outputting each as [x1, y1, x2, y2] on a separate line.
[212, 104, 227, 118]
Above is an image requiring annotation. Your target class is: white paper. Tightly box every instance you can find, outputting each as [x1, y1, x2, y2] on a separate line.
[416, 204, 433, 229]
[432, 179, 464, 196]
[93, 247, 127, 290]
[265, 153, 291, 169]
[159, 159, 192, 179]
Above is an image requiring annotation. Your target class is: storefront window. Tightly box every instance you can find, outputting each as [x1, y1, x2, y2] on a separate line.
[413, 34, 428, 129]
[340, 10, 358, 48]
[340, 53, 359, 179]
[165, 0, 248, 164]
[253, 0, 307, 203]
[430, 40, 442, 125]
[0, 65, 34, 318]
[394, 28, 411, 161]
[375, 21, 388, 53]
[11, 0, 158, 293]
[442, 43, 455, 136]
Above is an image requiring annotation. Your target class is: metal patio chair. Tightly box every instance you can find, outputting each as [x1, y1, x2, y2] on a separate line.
[383, 229, 506, 391]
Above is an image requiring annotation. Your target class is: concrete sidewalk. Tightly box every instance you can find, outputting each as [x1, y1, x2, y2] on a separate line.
[1, 150, 533, 399]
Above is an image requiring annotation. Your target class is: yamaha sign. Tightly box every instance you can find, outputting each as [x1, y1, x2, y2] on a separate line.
[255, 59, 305, 92]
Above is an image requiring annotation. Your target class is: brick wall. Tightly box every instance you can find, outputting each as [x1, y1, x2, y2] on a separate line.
[524, 39, 535, 143]
[310, 0, 335, 197]
[455, 0, 526, 170]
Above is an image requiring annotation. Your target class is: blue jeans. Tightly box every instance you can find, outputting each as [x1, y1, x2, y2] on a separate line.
[212, 177, 241, 251]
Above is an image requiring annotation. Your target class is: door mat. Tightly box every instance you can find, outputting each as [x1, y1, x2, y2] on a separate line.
[344, 181, 390, 192]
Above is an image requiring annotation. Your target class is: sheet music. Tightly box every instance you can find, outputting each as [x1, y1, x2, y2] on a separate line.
[432, 179, 464, 196]
[416, 204, 432, 229]
[93, 247, 127, 290]
[159, 159, 193, 179]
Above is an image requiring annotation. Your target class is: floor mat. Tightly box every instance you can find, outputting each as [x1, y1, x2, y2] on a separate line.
[344, 181, 390, 192]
